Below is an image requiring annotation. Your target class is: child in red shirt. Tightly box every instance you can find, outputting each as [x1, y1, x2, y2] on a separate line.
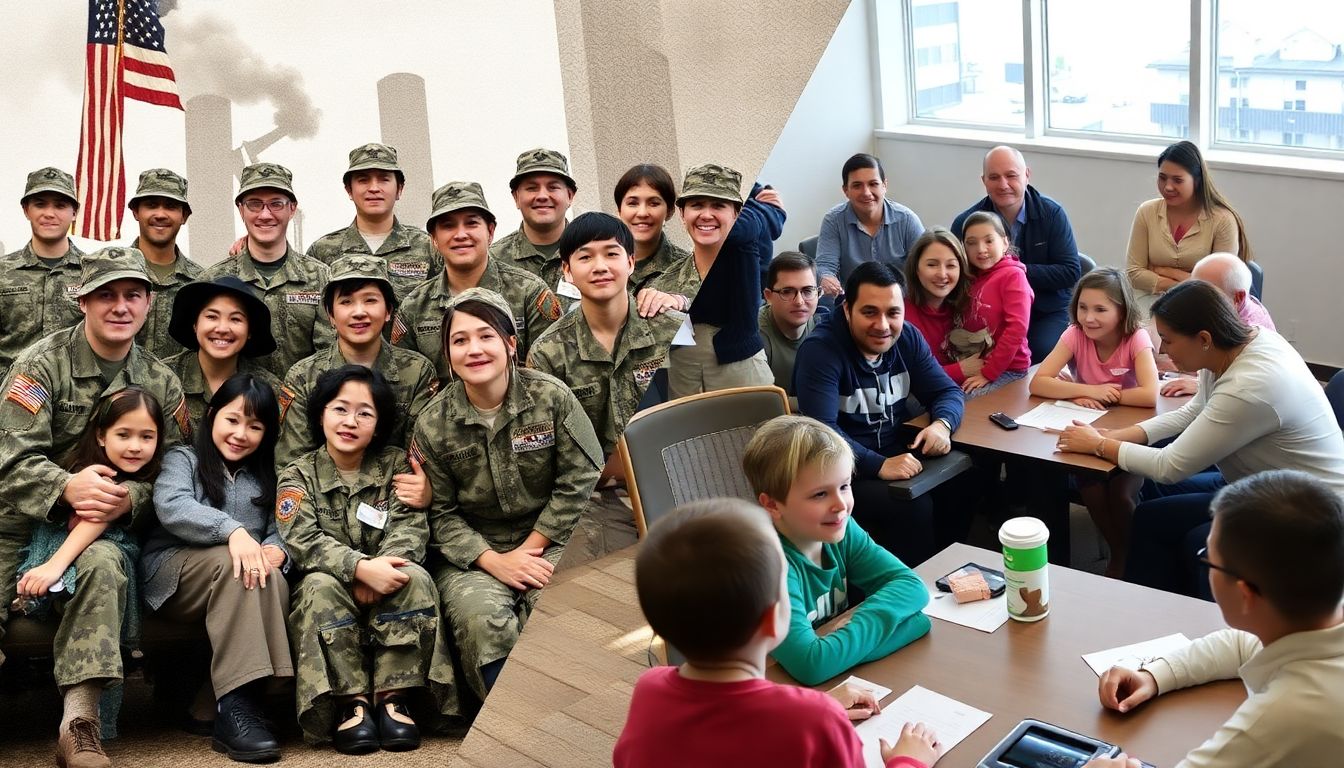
[613, 499, 942, 768]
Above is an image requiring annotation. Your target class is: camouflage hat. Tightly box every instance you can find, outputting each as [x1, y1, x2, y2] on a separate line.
[235, 162, 296, 203]
[509, 147, 576, 190]
[676, 163, 744, 206]
[426, 181, 495, 229]
[343, 143, 403, 183]
[78, 246, 152, 297]
[323, 253, 397, 309]
[446, 286, 515, 323]
[128, 168, 191, 213]
[22, 167, 78, 205]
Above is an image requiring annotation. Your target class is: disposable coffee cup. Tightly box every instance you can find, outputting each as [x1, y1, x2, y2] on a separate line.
[999, 516, 1049, 622]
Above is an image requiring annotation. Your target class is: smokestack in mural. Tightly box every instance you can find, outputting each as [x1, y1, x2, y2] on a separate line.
[184, 94, 235, 265]
[378, 73, 434, 228]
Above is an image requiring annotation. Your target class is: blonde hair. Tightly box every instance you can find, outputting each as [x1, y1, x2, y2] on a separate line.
[742, 415, 854, 502]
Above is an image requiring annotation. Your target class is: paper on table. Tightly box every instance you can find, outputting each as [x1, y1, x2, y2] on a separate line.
[1082, 633, 1191, 676]
[670, 316, 695, 347]
[923, 590, 1009, 633]
[1014, 400, 1106, 431]
[856, 685, 993, 768]
[833, 675, 893, 704]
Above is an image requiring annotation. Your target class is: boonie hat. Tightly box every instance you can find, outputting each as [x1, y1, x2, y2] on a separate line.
[236, 163, 296, 203]
[676, 163, 744, 206]
[168, 276, 277, 357]
[78, 246, 152, 297]
[509, 147, 576, 191]
[343, 143, 403, 185]
[426, 181, 495, 230]
[128, 168, 191, 213]
[23, 167, 78, 206]
[324, 254, 398, 309]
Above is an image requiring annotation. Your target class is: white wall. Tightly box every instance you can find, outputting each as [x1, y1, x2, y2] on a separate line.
[876, 134, 1344, 366]
[759, 0, 876, 255]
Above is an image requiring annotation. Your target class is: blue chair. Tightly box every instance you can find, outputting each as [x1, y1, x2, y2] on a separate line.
[1326, 370, 1344, 429]
[1248, 260, 1264, 300]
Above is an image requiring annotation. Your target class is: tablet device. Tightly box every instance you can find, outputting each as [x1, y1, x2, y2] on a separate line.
[978, 719, 1154, 768]
[935, 563, 1006, 598]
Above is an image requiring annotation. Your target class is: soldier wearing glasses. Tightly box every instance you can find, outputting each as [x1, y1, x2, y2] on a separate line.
[758, 250, 825, 397]
[202, 163, 335, 378]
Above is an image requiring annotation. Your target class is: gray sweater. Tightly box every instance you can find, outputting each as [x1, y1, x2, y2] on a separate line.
[142, 446, 284, 610]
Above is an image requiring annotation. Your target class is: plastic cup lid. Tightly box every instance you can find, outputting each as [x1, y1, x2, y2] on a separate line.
[999, 516, 1050, 549]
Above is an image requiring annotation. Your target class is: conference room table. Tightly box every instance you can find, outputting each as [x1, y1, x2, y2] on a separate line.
[910, 369, 1187, 564]
[452, 542, 1244, 768]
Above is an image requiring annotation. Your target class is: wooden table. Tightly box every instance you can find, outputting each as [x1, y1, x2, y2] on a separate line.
[767, 543, 1245, 768]
[910, 369, 1186, 564]
[455, 543, 1243, 768]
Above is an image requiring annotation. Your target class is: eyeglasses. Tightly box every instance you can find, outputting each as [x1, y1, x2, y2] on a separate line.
[768, 286, 819, 301]
[325, 404, 377, 425]
[1196, 546, 1259, 592]
[240, 199, 291, 213]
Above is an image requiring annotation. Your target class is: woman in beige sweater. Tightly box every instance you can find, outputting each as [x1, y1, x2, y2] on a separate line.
[1125, 141, 1252, 306]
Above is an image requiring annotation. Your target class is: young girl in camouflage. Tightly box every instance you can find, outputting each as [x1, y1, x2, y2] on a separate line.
[411, 287, 602, 706]
[276, 364, 456, 753]
[13, 386, 165, 739]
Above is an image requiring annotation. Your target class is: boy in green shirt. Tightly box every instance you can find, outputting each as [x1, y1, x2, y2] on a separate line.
[742, 414, 932, 686]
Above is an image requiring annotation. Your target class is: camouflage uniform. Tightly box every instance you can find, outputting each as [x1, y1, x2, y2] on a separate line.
[490, 148, 578, 295]
[632, 235, 700, 302]
[306, 144, 442, 299]
[277, 444, 457, 744]
[395, 181, 563, 385]
[161, 349, 280, 431]
[127, 169, 204, 360]
[0, 168, 86, 378]
[0, 248, 187, 681]
[412, 291, 602, 700]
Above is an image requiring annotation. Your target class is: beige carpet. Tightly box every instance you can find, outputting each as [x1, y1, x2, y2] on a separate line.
[0, 672, 461, 768]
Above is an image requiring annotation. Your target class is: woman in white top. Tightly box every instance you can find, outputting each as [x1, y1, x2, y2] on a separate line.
[1056, 280, 1344, 596]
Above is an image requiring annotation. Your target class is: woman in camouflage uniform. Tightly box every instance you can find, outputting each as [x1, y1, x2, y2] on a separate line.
[411, 288, 603, 705]
[276, 365, 455, 753]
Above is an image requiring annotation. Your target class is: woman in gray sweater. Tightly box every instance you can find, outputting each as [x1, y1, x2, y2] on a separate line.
[143, 374, 292, 763]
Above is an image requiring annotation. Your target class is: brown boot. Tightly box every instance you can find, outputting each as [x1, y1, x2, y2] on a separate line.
[55, 716, 111, 768]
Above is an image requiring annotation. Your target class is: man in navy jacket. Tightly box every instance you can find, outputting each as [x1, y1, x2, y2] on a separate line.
[794, 261, 966, 565]
[951, 146, 1080, 363]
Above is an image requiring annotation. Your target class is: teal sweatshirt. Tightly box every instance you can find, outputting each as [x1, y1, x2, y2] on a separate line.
[772, 517, 932, 685]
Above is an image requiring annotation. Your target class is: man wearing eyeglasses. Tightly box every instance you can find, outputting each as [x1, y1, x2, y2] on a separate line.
[202, 163, 335, 378]
[758, 251, 823, 396]
[1084, 469, 1344, 768]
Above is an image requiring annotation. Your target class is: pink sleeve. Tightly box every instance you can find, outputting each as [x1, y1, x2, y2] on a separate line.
[1125, 328, 1154, 365]
[981, 270, 1033, 381]
[885, 758, 929, 768]
[1059, 324, 1082, 358]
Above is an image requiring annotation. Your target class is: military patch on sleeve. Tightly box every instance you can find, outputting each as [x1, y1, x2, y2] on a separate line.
[633, 356, 665, 388]
[276, 487, 304, 523]
[5, 374, 49, 415]
[390, 314, 409, 345]
[65, 284, 82, 300]
[535, 292, 562, 321]
[277, 385, 296, 421]
[388, 262, 429, 280]
[511, 420, 556, 453]
[426, 377, 441, 396]
[285, 291, 321, 305]
[173, 395, 192, 440]
[407, 436, 428, 467]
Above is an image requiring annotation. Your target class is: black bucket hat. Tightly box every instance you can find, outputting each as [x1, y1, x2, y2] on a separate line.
[168, 276, 277, 357]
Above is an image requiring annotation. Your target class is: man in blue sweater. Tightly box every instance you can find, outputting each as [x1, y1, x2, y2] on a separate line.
[794, 261, 966, 566]
[951, 146, 1081, 363]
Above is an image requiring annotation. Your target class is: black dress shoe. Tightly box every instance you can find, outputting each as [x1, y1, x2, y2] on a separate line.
[212, 692, 281, 763]
[333, 700, 380, 755]
[376, 696, 421, 752]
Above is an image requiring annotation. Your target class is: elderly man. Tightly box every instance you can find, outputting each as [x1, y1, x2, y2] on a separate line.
[952, 146, 1080, 362]
[1162, 254, 1275, 397]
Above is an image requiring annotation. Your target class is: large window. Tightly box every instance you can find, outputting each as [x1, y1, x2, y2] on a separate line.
[880, 0, 1344, 156]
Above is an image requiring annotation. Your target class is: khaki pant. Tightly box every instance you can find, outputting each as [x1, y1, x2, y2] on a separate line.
[151, 545, 294, 698]
[668, 323, 773, 399]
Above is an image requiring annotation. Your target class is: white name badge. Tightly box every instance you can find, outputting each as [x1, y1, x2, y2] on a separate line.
[555, 277, 583, 300]
[356, 502, 387, 530]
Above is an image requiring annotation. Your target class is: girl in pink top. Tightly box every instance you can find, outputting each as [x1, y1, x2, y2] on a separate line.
[1030, 267, 1158, 577]
[902, 228, 976, 380]
[957, 212, 1033, 398]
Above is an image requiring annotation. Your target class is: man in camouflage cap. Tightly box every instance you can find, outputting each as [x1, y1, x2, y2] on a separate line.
[490, 147, 578, 303]
[0, 246, 187, 768]
[0, 167, 86, 378]
[202, 162, 335, 378]
[275, 253, 437, 469]
[393, 181, 562, 387]
[127, 168, 203, 360]
[528, 212, 684, 566]
[305, 143, 442, 300]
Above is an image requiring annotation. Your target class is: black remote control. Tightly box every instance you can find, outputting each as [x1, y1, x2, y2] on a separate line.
[989, 412, 1019, 430]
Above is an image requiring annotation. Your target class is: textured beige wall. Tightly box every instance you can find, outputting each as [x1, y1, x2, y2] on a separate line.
[555, 0, 851, 212]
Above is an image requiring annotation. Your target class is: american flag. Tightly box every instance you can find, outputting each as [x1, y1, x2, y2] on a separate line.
[75, 0, 183, 241]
